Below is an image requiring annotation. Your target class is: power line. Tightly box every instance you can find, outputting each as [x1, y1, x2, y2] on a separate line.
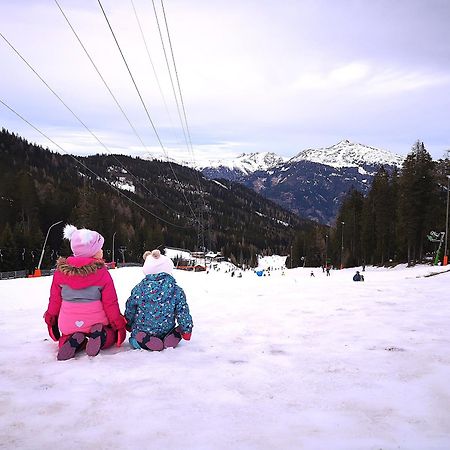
[52, 0, 183, 217]
[130, 0, 175, 132]
[0, 28, 182, 218]
[97, 0, 199, 223]
[150, 0, 189, 155]
[158, 0, 209, 249]
[0, 98, 191, 229]
[54, 0, 146, 151]
[136, 0, 207, 247]
[132, 0, 208, 250]
[160, 0, 195, 160]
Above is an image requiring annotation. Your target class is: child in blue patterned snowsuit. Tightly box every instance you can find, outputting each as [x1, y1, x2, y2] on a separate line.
[125, 249, 193, 351]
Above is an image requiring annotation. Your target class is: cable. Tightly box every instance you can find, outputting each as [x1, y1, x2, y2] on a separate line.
[97, 0, 199, 223]
[157, 0, 209, 249]
[132, 0, 208, 246]
[0, 98, 191, 229]
[130, 0, 175, 132]
[0, 29, 181, 217]
[150, 0, 189, 154]
[52, 1, 182, 216]
[160, 0, 195, 160]
[54, 0, 145, 151]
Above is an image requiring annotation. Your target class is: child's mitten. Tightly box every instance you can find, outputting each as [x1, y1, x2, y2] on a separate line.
[43, 312, 61, 341]
[110, 315, 127, 347]
[116, 327, 126, 347]
[182, 332, 192, 341]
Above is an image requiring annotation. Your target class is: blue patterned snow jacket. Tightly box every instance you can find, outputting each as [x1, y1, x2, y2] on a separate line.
[125, 272, 193, 339]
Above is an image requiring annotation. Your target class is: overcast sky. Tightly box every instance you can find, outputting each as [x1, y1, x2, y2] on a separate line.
[1, 0, 449, 163]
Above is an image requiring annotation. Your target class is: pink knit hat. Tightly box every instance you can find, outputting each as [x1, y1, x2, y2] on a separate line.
[143, 249, 174, 275]
[63, 224, 104, 258]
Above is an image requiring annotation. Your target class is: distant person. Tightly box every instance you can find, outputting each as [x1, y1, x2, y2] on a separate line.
[125, 249, 193, 351]
[44, 225, 127, 361]
[310, 271, 315, 277]
[326, 266, 330, 276]
[353, 270, 364, 282]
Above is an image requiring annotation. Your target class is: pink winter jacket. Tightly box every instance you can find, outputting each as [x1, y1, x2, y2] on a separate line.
[46, 256, 125, 335]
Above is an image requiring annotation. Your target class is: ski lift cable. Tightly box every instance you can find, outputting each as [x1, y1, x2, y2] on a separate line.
[160, 0, 209, 231]
[157, 0, 210, 247]
[97, 0, 199, 224]
[133, 0, 208, 236]
[150, 0, 190, 158]
[52, 0, 184, 217]
[156, 0, 206, 192]
[130, 0, 180, 142]
[159, 0, 196, 162]
[0, 98, 191, 230]
[0, 31, 183, 217]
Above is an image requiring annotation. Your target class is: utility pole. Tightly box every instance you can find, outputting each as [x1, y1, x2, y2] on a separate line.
[112, 232, 116, 265]
[36, 220, 63, 275]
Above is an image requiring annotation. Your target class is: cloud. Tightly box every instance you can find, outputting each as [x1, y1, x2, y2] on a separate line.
[1, 0, 449, 160]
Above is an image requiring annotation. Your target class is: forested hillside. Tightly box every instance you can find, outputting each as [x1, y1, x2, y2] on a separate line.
[0, 128, 320, 271]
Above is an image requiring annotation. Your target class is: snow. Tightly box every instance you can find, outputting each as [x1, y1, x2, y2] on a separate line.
[2, 261, 450, 449]
[164, 247, 192, 261]
[111, 177, 135, 193]
[196, 152, 286, 175]
[212, 179, 229, 189]
[289, 139, 405, 169]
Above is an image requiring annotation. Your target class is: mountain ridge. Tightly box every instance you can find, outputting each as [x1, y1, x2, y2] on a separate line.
[197, 140, 404, 224]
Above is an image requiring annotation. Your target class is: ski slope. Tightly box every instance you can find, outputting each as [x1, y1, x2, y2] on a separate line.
[1, 261, 450, 450]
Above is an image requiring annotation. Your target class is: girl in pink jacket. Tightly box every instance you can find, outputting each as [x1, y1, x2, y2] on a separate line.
[44, 225, 126, 361]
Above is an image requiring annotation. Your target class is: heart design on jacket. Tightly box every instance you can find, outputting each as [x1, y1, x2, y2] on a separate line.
[75, 320, 84, 328]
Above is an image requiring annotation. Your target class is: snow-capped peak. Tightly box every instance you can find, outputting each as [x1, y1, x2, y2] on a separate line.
[289, 140, 404, 169]
[196, 152, 286, 175]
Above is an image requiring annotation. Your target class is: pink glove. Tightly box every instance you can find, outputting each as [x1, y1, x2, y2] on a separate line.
[116, 327, 126, 347]
[110, 315, 127, 347]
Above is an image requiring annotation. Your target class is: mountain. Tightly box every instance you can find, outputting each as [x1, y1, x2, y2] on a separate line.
[0, 128, 317, 271]
[196, 152, 286, 181]
[199, 140, 405, 224]
[288, 139, 404, 169]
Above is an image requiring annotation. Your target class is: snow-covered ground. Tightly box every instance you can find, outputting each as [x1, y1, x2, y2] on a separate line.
[1, 260, 450, 450]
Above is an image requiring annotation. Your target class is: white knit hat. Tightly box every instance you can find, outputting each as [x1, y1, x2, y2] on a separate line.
[143, 249, 174, 275]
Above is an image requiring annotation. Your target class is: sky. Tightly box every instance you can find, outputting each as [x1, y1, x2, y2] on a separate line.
[1, 0, 449, 164]
[1, 260, 450, 449]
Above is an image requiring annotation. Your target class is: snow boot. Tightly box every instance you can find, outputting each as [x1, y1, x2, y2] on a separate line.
[57, 332, 86, 361]
[163, 327, 182, 349]
[86, 323, 107, 357]
[135, 331, 164, 351]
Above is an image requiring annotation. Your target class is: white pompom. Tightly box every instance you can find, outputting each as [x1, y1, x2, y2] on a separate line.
[63, 224, 78, 240]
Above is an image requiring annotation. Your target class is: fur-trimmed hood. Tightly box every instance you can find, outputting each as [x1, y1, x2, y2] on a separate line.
[56, 256, 106, 276]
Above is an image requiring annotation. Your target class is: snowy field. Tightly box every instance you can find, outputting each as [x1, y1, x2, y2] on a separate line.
[1, 260, 450, 450]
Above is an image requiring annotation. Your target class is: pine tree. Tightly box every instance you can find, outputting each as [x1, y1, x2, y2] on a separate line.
[372, 166, 392, 265]
[398, 141, 437, 264]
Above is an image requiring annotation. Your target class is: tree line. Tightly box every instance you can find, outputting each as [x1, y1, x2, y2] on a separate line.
[288, 141, 449, 268]
[0, 128, 309, 272]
